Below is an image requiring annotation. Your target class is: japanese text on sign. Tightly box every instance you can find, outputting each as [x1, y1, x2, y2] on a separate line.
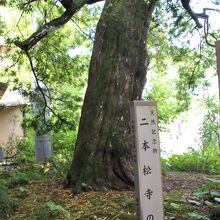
[130, 101, 164, 220]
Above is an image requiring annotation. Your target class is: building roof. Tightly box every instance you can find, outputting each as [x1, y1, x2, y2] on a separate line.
[0, 87, 29, 107]
[0, 82, 8, 90]
[0, 82, 8, 99]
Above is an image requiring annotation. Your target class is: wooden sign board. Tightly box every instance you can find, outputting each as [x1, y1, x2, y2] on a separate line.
[130, 101, 164, 220]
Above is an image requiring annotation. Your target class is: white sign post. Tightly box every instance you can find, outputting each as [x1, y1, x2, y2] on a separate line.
[130, 101, 164, 220]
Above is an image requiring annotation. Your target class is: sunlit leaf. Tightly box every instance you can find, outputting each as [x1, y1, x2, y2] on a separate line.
[204, 200, 214, 206]
[188, 212, 209, 220]
[194, 190, 209, 197]
[187, 199, 201, 206]
[214, 197, 220, 203]
[170, 202, 181, 209]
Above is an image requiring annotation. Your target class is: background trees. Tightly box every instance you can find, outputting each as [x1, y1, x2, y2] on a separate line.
[0, 0, 219, 191]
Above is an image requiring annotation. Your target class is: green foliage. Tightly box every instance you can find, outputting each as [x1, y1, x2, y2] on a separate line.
[161, 80, 219, 175]
[191, 185, 220, 220]
[165, 200, 193, 216]
[1, 0, 219, 136]
[1, 1, 101, 133]
[188, 212, 209, 220]
[31, 129, 76, 178]
[200, 182, 220, 191]
[145, 74, 180, 126]
[43, 154, 72, 179]
[174, 46, 216, 111]
[148, 0, 219, 120]
[27, 201, 71, 220]
[15, 129, 35, 163]
[0, 131, 64, 187]
[164, 148, 220, 174]
[0, 183, 17, 220]
[52, 129, 77, 155]
[0, 15, 6, 35]
[27, 205, 60, 220]
[46, 201, 71, 219]
[199, 92, 219, 156]
[0, 125, 73, 183]
[1, 163, 49, 188]
[6, 172, 30, 187]
[0, 1, 7, 6]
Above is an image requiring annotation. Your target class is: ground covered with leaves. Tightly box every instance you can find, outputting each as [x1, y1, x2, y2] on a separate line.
[1, 168, 219, 220]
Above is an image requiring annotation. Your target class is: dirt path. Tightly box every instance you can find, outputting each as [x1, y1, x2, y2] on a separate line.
[163, 172, 215, 191]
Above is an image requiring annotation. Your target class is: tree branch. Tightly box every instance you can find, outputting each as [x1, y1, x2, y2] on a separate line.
[181, 0, 204, 28]
[21, 0, 39, 7]
[25, 51, 76, 128]
[14, 0, 104, 51]
[71, 18, 94, 41]
[85, 0, 103, 4]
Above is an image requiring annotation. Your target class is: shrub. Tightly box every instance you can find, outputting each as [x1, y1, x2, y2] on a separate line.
[40, 154, 72, 179]
[164, 149, 220, 174]
[0, 183, 17, 220]
[16, 131, 35, 163]
[27, 202, 71, 220]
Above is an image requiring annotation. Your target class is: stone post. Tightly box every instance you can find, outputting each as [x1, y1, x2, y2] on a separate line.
[33, 80, 53, 163]
[130, 101, 164, 220]
[0, 147, 4, 162]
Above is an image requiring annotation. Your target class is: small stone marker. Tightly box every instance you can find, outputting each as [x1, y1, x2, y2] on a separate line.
[34, 133, 53, 163]
[130, 101, 164, 220]
[0, 147, 4, 161]
[32, 80, 53, 163]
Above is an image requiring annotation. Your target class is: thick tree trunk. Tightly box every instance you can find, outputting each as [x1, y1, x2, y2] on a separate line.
[67, 0, 157, 192]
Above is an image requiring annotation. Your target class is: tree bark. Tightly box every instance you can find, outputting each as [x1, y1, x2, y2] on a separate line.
[67, 0, 157, 192]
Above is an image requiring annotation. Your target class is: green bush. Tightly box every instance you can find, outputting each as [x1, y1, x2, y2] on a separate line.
[0, 183, 17, 220]
[41, 154, 72, 179]
[52, 129, 76, 157]
[16, 132, 35, 163]
[1, 163, 52, 189]
[43, 129, 76, 178]
[6, 173, 30, 187]
[164, 150, 220, 174]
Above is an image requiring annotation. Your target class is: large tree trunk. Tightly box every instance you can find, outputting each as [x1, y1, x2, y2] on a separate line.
[67, 0, 157, 192]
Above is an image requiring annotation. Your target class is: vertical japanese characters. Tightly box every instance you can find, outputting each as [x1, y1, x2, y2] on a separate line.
[130, 101, 164, 220]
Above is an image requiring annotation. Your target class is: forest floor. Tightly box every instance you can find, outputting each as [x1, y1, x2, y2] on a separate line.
[4, 171, 220, 220]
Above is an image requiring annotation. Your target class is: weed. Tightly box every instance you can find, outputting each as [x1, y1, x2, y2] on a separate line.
[0, 183, 17, 220]
[163, 151, 220, 174]
[27, 202, 71, 220]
